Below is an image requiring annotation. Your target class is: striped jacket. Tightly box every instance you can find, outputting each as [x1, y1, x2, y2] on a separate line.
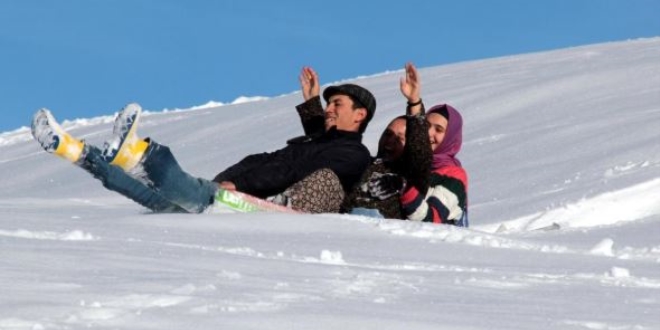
[400, 165, 468, 226]
[398, 112, 469, 227]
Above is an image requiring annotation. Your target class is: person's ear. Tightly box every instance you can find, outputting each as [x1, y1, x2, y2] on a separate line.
[354, 108, 367, 123]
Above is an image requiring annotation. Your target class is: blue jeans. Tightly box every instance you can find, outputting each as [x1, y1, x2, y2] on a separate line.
[80, 141, 217, 213]
[350, 207, 385, 218]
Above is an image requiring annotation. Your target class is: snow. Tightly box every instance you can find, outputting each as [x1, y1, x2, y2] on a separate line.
[1, 38, 660, 329]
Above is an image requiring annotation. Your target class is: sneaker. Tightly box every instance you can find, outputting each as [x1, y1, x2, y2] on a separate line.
[102, 103, 149, 171]
[31, 109, 84, 163]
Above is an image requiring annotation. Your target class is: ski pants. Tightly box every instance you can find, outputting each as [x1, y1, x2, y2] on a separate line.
[80, 140, 217, 213]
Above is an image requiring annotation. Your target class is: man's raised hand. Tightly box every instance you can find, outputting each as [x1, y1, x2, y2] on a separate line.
[299, 66, 320, 101]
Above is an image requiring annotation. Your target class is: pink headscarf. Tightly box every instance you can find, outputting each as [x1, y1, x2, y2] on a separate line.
[427, 104, 463, 169]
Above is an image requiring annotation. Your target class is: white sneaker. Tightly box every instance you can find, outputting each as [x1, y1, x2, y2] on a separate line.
[102, 103, 149, 170]
[31, 109, 84, 163]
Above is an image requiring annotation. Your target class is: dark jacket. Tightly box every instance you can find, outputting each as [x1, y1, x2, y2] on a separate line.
[341, 104, 431, 219]
[340, 157, 403, 218]
[399, 110, 433, 196]
[213, 97, 371, 199]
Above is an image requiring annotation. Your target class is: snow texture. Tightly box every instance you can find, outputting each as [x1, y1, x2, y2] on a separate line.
[1, 38, 659, 329]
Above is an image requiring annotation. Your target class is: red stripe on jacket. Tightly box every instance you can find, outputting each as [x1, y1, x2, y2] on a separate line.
[400, 165, 468, 225]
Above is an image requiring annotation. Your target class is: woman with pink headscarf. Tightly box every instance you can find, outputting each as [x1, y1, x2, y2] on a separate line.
[396, 63, 468, 226]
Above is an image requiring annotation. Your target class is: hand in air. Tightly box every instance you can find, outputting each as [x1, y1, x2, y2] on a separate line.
[400, 62, 422, 112]
[299, 66, 320, 101]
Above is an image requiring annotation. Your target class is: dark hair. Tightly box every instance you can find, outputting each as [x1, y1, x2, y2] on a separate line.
[391, 115, 407, 122]
[428, 104, 449, 120]
[347, 95, 370, 133]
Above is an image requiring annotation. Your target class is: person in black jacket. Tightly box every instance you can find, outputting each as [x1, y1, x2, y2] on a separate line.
[31, 67, 375, 214]
[212, 68, 374, 207]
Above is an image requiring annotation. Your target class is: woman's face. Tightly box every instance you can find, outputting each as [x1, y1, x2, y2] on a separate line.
[427, 112, 448, 151]
[378, 118, 406, 161]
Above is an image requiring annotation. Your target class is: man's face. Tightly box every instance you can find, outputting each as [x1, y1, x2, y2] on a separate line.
[324, 94, 364, 132]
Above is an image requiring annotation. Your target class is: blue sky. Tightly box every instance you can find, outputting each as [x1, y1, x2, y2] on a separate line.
[1, 0, 658, 133]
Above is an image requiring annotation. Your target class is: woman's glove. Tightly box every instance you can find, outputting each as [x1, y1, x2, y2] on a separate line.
[366, 172, 404, 200]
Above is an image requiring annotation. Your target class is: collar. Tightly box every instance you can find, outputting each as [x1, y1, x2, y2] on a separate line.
[321, 126, 363, 142]
[287, 127, 363, 145]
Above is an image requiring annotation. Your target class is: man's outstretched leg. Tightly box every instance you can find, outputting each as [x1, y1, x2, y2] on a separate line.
[97, 104, 218, 214]
[31, 107, 185, 213]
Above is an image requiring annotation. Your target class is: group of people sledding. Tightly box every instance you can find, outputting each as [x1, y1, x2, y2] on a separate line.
[31, 63, 467, 227]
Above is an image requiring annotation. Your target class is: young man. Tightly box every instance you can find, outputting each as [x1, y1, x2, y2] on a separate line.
[213, 73, 375, 200]
[31, 72, 376, 214]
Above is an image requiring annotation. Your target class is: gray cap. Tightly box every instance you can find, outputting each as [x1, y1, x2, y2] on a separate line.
[323, 84, 376, 124]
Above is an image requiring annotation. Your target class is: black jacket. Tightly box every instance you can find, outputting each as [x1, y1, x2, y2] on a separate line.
[213, 97, 371, 199]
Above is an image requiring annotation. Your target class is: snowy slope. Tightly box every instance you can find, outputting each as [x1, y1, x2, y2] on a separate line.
[1, 38, 659, 329]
